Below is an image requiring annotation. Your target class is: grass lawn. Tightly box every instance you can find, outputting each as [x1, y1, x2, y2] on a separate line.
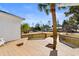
[62, 33, 79, 38]
[67, 33, 79, 38]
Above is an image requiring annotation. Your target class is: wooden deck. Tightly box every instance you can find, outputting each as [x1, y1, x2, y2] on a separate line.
[0, 37, 53, 56]
[1, 34, 79, 56]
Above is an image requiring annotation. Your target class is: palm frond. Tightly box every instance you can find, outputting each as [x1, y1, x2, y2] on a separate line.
[38, 4, 43, 11]
[38, 3, 50, 15]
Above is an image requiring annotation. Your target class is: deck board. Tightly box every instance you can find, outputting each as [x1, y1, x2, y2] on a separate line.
[0, 37, 53, 56]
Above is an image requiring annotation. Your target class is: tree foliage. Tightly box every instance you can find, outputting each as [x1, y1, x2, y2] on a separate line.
[62, 19, 78, 32]
[38, 3, 50, 15]
[65, 6, 79, 24]
[21, 23, 30, 33]
[34, 23, 41, 31]
[31, 23, 51, 32]
[41, 24, 51, 31]
[62, 6, 79, 33]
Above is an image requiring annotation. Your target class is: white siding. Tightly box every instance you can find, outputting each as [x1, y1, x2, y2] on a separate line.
[0, 12, 21, 42]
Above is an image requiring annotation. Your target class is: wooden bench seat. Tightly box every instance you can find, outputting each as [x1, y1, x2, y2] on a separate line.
[28, 33, 47, 40]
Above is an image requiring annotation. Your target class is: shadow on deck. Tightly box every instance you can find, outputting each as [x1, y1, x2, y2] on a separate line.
[45, 43, 58, 56]
[49, 50, 58, 56]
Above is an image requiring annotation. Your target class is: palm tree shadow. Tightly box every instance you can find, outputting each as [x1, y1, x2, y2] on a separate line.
[45, 43, 58, 56]
[49, 50, 58, 56]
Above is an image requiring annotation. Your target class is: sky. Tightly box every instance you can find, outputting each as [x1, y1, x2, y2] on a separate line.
[0, 3, 69, 27]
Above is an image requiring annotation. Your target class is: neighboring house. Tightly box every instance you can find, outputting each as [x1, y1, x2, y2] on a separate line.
[0, 10, 24, 42]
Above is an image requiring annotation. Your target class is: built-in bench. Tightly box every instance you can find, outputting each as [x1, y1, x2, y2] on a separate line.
[22, 32, 53, 40]
[28, 33, 47, 40]
[59, 34, 79, 48]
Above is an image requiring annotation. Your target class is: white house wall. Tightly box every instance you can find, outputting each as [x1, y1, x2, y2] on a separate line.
[0, 12, 21, 42]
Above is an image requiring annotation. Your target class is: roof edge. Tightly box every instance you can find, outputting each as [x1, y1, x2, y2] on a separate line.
[0, 10, 25, 20]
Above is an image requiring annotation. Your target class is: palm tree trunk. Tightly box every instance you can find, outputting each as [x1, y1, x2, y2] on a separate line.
[50, 4, 57, 50]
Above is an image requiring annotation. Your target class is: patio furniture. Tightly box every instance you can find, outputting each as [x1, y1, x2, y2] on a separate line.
[0, 38, 5, 46]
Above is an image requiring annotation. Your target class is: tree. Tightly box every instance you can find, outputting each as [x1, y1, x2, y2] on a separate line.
[68, 18, 78, 32]
[38, 3, 57, 50]
[62, 20, 68, 28]
[31, 23, 41, 32]
[41, 24, 51, 32]
[48, 20, 51, 26]
[21, 23, 30, 33]
[62, 19, 78, 33]
[65, 6, 79, 24]
[62, 21, 72, 33]
[34, 23, 41, 31]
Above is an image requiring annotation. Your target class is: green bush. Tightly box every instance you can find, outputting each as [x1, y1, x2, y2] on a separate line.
[21, 23, 30, 33]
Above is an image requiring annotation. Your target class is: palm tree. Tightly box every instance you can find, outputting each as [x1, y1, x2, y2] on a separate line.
[38, 3, 57, 50]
